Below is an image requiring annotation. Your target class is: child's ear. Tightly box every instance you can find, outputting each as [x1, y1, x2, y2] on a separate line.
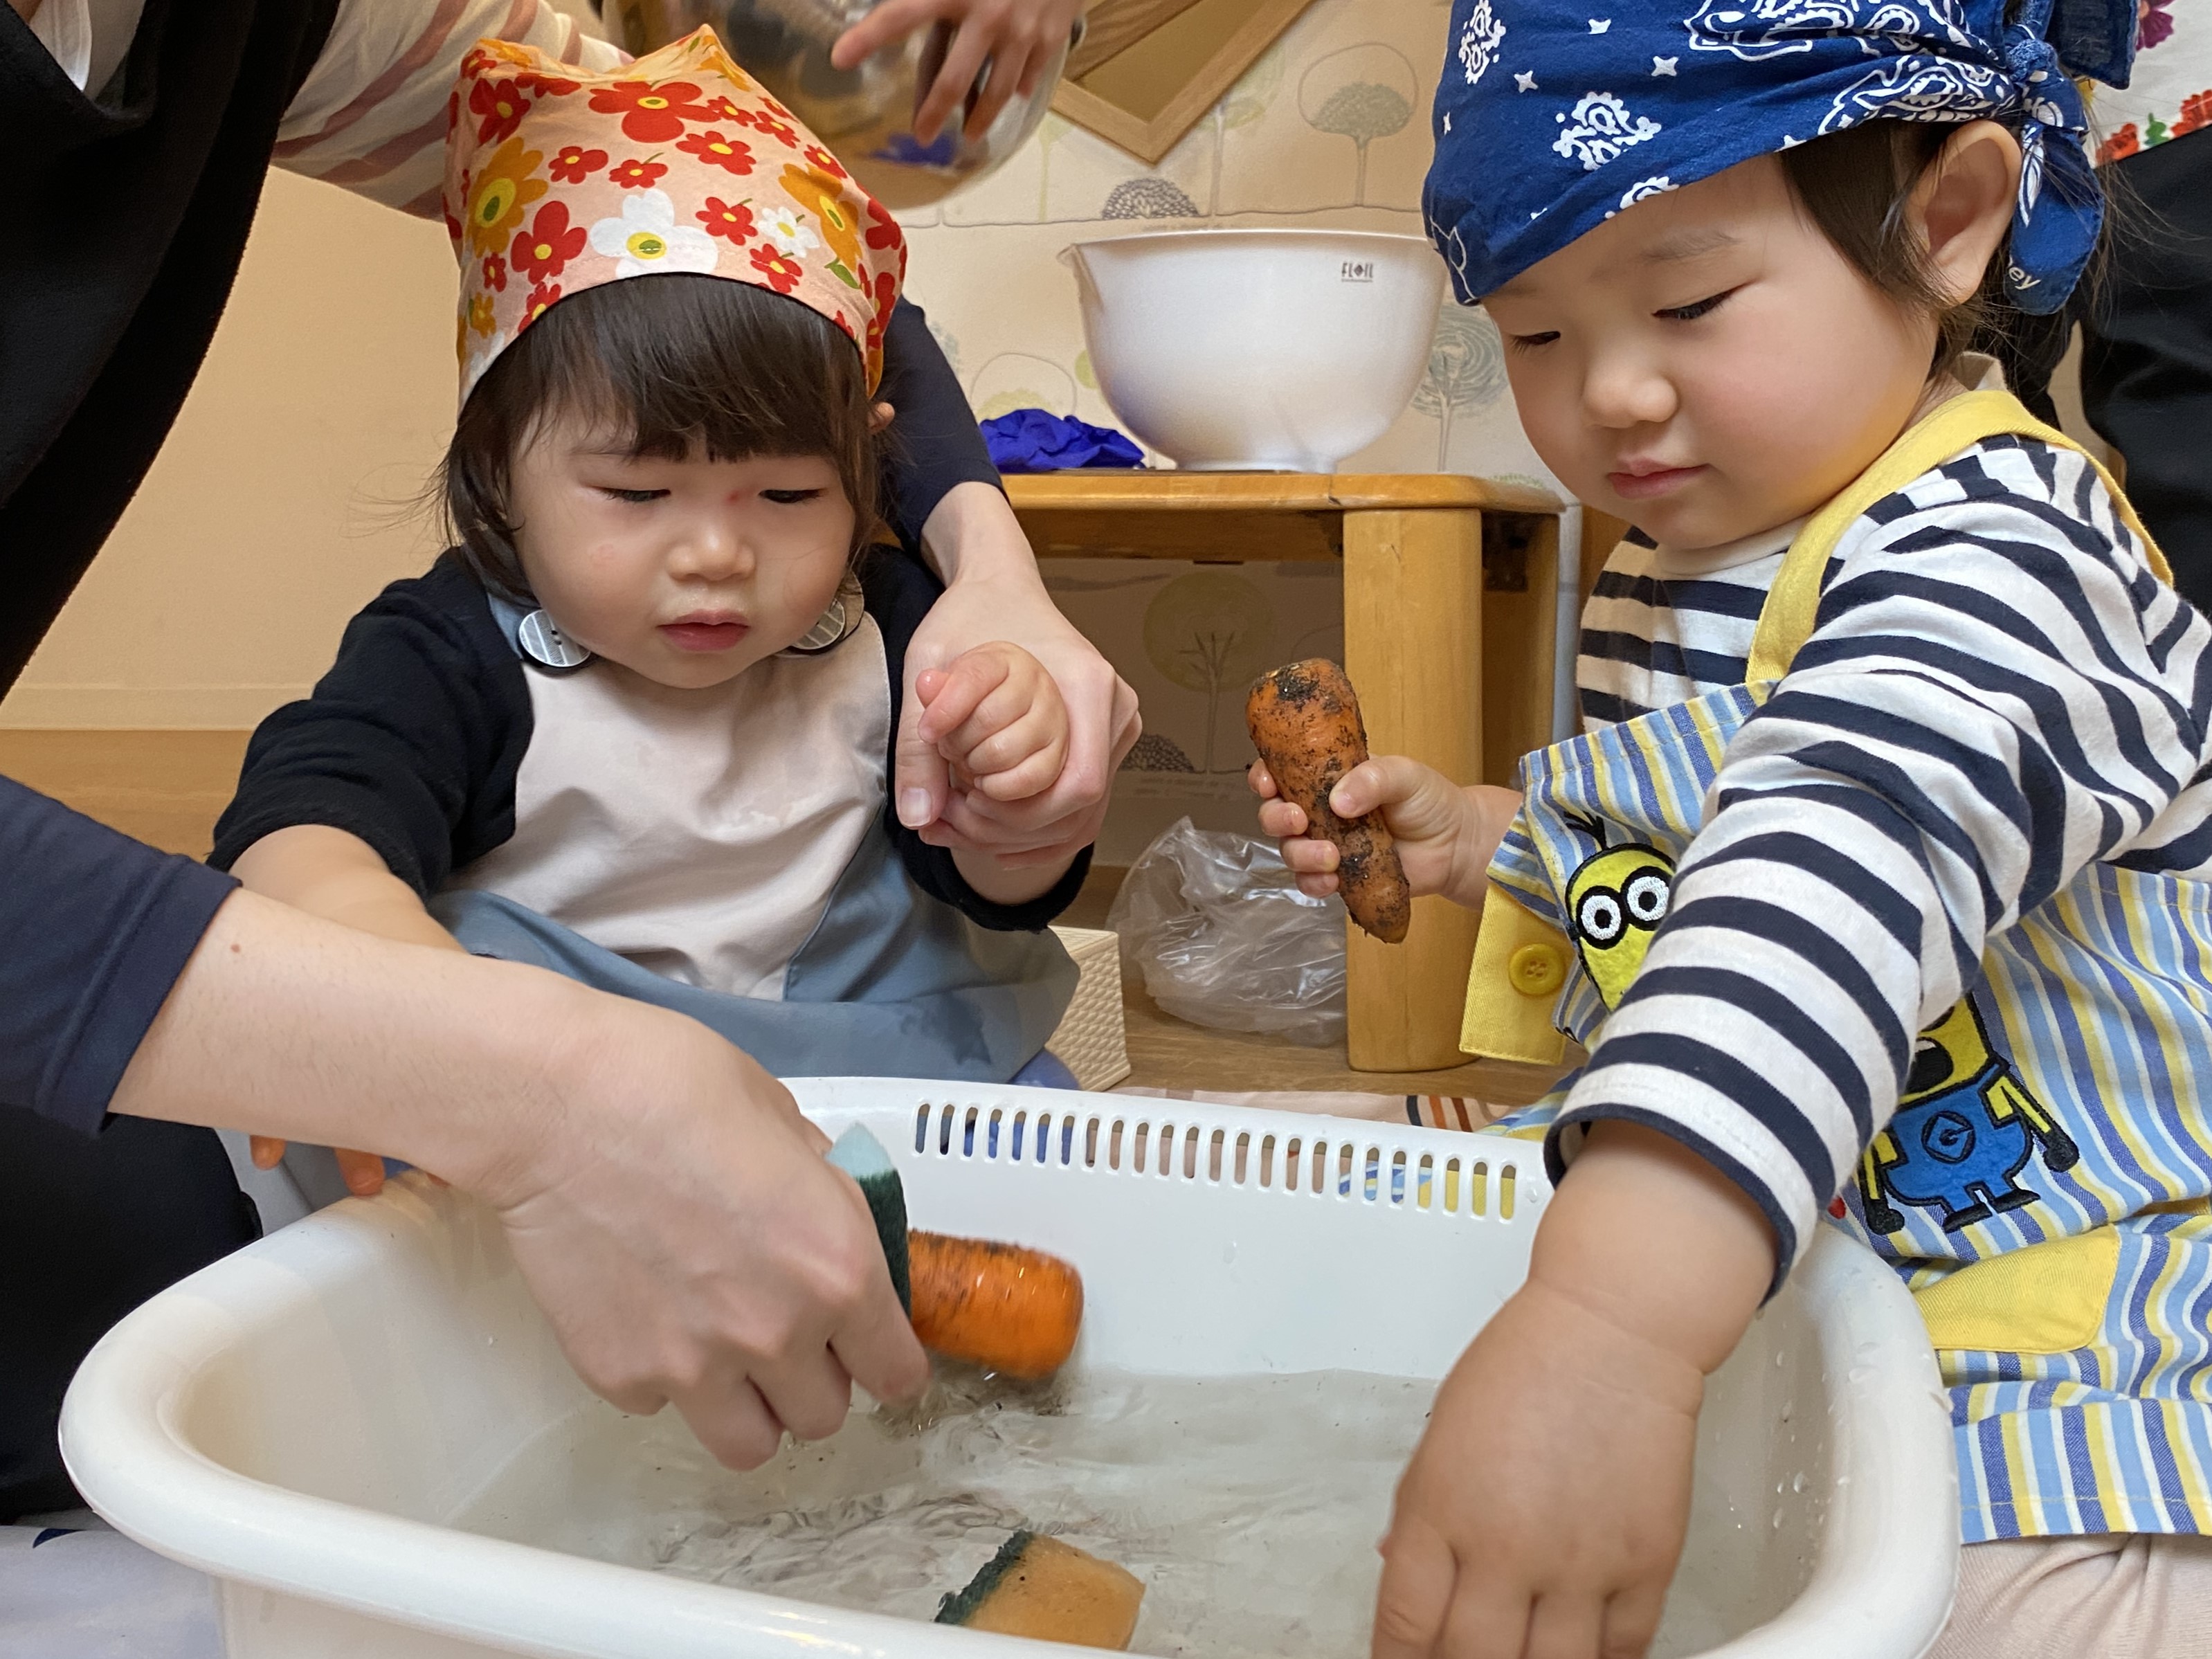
[1910, 119, 2022, 309]
[871, 400, 896, 433]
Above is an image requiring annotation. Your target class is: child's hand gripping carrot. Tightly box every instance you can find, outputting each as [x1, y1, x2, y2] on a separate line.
[1250, 755, 1521, 921]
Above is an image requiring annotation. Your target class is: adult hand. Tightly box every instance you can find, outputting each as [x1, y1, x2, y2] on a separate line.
[898, 482, 1139, 867]
[112, 891, 930, 1467]
[831, 0, 1085, 147]
[479, 1004, 929, 1464]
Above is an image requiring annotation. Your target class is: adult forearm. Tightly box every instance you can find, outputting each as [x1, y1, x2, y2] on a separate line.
[109, 889, 590, 1199]
[919, 478, 1040, 588]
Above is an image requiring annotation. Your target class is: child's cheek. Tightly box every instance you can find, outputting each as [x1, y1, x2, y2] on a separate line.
[1502, 354, 1604, 503]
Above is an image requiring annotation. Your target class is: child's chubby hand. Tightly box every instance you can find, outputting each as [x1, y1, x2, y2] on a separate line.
[1373, 1279, 1700, 1659]
[914, 641, 1069, 810]
[1374, 1125, 1775, 1659]
[1250, 756, 1521, 915]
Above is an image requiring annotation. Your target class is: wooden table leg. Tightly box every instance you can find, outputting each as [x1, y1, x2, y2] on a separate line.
[1341, 507, 1486, 1072]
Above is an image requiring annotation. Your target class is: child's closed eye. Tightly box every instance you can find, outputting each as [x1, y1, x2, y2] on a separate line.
[1506, 329, 1561, 352]
[1656, 289, 1735, 323]
[597, 487, 669, 505]
[761, 488, 826, 505]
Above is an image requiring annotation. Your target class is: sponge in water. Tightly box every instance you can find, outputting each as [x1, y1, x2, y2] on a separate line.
[936, 1531, 1144, 1649]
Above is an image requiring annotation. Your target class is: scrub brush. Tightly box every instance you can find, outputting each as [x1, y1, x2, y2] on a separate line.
[936, 1530, 1145, 1649]
[827, 1126, 1085, 1380]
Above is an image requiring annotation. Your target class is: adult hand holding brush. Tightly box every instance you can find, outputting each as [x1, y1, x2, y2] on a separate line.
[829, 1125, 1084, 1382]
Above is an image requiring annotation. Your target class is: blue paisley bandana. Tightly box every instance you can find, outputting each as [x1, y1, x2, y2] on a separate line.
[1423, 0, 2137, 314]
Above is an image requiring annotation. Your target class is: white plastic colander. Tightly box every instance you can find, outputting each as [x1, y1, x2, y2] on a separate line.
[60, 1081, 1957, 1658]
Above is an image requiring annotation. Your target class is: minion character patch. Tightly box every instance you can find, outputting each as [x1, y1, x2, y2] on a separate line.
[1856, 997, 2079, 1235]
[1561, 825, 1676, 1011]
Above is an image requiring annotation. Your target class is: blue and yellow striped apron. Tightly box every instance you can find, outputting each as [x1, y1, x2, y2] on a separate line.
[1462, 392, 2212, 1543]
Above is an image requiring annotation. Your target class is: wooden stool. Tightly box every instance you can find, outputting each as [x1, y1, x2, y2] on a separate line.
[1007, 472, 1563, 1073]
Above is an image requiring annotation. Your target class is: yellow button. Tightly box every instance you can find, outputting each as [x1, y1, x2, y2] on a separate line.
[1507, 943, 1566, 997]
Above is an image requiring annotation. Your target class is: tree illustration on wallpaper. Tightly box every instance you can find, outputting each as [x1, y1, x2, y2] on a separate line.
[1412, 301, 1507, 469]
[970, 353, 1079, 420]
[1298, 44, 1416, 206]
[1101, 174, 1202, 219]
[1143, 572, 1276, 774]
[1034, 113, 1072, 221]
[1204, 39, 1289, 217]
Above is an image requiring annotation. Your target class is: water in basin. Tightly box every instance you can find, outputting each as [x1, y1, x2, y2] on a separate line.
[455, 1366, 1732, 1658]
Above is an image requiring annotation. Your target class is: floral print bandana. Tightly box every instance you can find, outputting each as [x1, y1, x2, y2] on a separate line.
[1424, 0, 2137, 314]
[443, 26, 906, 404]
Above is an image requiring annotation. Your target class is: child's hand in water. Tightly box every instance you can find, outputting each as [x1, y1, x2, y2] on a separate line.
[831, 0, 1084, 146]
[1374, 1125, 1774, 1659]
[1250, 756, 1520, 914]
[914, 642, 1070, 806]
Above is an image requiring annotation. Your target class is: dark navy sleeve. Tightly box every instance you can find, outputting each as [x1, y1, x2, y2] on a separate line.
[858, 544, 1092, 930]
[877, 298, 1002, 554]
[209, 555, 532, 898]
[0, 779, 239, 1134]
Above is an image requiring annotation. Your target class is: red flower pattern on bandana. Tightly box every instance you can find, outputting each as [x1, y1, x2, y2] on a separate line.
[732, 107, 799, 147]
[677, 129, 754, 175]
[589, 78, 714, 143]
[699, 197, 756, 243]
[520, 282, 562, 329]
[510, 200, 586, 284]
[550, 144, 607, 183]
[608, 157, 668, 189]
[470, 76, 532, 145]
[446, 27, 904, 401]
[748, 244, 804, 293]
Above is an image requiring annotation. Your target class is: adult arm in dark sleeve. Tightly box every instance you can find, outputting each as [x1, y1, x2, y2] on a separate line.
[208, 556, 531, 896]
[0, 780, 239, 1133]
[876, 297, 1002, 555]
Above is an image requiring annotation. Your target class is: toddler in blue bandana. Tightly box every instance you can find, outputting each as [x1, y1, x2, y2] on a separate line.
[1255, 3, 2212, 1656]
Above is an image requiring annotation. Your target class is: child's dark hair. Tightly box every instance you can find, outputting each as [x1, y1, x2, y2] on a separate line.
[1779, 118, 2096, 381]
[443, 273, 881, 599]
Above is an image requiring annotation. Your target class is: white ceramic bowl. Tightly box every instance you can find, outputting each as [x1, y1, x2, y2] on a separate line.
[1063, 228, 1449, 473]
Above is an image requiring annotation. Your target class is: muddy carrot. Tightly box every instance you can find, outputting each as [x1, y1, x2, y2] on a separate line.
[908, 1230, 1084, 1381]
[1246, 658, 1412, 944]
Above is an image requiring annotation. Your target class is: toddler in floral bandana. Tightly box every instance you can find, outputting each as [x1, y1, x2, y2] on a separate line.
[216, 26, 1092, 1175]
[1251, 6, 2212, 1659]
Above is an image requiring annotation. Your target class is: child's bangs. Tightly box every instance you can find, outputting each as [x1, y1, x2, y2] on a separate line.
[525, 274, 872, 466]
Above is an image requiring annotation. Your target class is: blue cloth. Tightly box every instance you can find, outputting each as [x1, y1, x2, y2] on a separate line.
[980, 409, 1144, 473]
[1424, 0, 2136, 314]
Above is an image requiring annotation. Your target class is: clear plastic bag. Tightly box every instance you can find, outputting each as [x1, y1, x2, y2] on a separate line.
[1106, 817, 1346, 1045]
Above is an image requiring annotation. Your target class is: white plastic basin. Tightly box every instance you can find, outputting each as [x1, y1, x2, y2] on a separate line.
[1063, 229, 1447, 473]
[60, 1082, 1956, 1658]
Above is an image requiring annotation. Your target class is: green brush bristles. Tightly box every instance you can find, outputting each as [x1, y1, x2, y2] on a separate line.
[826, 1125, 911, 1314]
[936, 1530, 1036, 1626]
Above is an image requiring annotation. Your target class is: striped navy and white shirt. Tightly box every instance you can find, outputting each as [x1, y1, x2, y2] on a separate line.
[1560, 431, 2212, 1273]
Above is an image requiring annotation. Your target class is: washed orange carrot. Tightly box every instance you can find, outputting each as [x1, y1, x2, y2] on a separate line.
[909, 1231, 1084, 1381]
[1246, 658, 1412, 944]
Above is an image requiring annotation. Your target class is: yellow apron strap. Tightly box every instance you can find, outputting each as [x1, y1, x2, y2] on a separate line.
[1745, 389, 2171, 682]
[1461, 885, 1570, 1067]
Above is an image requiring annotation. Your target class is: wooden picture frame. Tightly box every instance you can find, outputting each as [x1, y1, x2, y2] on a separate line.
[1053, 0, 1316, 164]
